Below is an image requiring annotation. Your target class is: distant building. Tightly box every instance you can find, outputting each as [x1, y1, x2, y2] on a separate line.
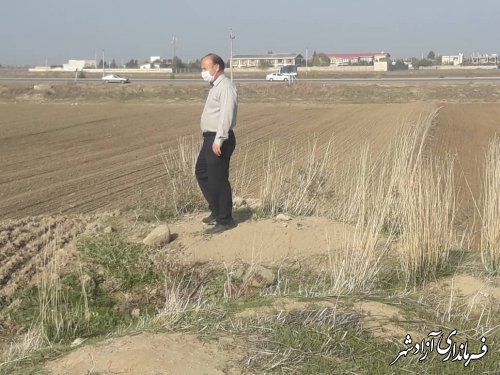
[328, 53, 375, 66]
[327, 52, 390, 71]
[150, 56, 161, 63]
[327, 52, 390, 66]
[442, 54, 464, 66]
[470, 53, 498, 65]
[62, 59, 96, 71]
[140, 62, 162, 69]
[231, 53, 304, 69]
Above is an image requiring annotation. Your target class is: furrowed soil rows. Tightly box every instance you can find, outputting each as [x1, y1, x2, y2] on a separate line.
[0, 214, 104, 308]
[429, 103, 500, 226]
[0, 102, 434, 220]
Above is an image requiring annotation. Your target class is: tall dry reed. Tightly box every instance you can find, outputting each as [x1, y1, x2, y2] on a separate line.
[259, 136, 336, 216]
[325, 144, 394, 294]
[161, 136, 205, 215]
[322, 108, 457, 291]
[326, 109, 456, 290]
[385, 110, 456, 287]
[396, 158, 456, 286]
[481, 136, 500, 274]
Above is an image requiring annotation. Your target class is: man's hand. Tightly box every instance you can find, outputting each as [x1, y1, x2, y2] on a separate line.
[212, 142, 222, 156]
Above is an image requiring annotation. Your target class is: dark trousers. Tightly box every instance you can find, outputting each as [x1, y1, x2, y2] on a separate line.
[195, 131, 236, 224]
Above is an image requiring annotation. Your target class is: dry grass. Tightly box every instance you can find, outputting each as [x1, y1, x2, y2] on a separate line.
[321, 109, 457, 291]
[243, 307, 362, 374]
[231, 147, 254, 200]
[259, 136, 335, 217]
[397, 159, 456, 286]
[160, 136, 206, 216]
[160, 136, 255, 216]
[160, 134, 337, 219]
[323, 145, 393, 294]
[149, 279, 206, 330]
[380, 110, 456, 287]
[481, 137, 500, 274]
[0, 327, 44, 373]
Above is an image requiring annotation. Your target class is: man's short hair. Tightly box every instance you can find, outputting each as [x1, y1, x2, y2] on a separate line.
[202, 53, 225, 71]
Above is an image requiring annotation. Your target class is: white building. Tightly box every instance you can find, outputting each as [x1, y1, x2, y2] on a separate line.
[326, 52, 390, 71]
[470, 53, 498, 65]
[442, 53, 464, 66]
[150, 56, 161, 63]
[62, 59, 96, 71]
[231, 53, 304, 69]
[328, 52, 389, 64]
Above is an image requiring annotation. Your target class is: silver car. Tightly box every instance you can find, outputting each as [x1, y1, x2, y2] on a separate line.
[102, 74, 130, 83]
[265, 72, 290, 82]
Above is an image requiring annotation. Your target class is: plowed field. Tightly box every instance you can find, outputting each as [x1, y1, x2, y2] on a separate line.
[427, 103, 500, 225]
[0, 101, 434, 220]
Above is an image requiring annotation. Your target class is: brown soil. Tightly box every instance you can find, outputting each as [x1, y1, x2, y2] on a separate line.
[160, 213, 357, 264]
[45, 332, 237, 375]
[0, 100, 433, 220]
[428, 103, 500, 231]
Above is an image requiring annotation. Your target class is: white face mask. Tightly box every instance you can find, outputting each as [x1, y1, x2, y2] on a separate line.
[201, 69, 215, 83]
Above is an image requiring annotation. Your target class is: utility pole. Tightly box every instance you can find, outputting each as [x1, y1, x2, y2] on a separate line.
[229, 28, 235, 81]
[171, 36, 178, 72]
[305, 47, 308, 77]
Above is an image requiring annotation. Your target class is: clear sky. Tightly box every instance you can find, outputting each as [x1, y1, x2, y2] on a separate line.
[1, 0, 498, 66]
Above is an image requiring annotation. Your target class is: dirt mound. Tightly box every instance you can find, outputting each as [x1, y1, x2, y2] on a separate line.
[46, 332, 236, 375]
[353, 301, 414, 340]
[168, 212, 356, 264]
[428, 274, 500, 306]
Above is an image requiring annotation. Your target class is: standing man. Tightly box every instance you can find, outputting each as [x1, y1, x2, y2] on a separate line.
[195, 53, 238, 234]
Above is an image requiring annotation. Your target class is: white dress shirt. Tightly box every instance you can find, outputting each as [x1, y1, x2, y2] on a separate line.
[200, 74, 238, 145]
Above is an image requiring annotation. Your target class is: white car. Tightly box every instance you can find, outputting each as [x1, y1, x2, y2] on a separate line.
[102, 74, 130, 83]
[265, 72, 290, 82]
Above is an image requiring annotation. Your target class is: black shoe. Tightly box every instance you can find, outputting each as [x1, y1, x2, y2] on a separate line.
[202, 213, 216, 225]
[204, 220, 237, 234]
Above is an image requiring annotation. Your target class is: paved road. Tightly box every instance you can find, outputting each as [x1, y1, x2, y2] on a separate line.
[2, 76, 500, 84]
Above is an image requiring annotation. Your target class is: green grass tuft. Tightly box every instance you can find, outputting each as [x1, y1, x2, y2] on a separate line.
[77, 233, 161, 289]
